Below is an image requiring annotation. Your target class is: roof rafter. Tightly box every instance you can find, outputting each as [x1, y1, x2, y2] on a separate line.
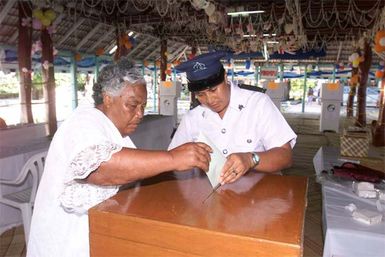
[136, 39, 160, 60]
[57, 18, 85, 47]
[9, 12, 66, 44]
[167, 45, 188, 62]
[126, 35, 155, 58]
[76, 23, 104, 50]
[0, 0, 17, 25]
[88, 27, 113, 52]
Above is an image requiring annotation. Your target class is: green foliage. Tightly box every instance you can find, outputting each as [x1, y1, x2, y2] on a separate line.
[77, 73, 87, 91]
[289, 79, 316, 100]
[0, 72, 19, 94]
[32, 71, 43, 91]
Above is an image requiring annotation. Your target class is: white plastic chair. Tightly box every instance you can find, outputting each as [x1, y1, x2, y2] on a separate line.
[0, 151, 47, 243]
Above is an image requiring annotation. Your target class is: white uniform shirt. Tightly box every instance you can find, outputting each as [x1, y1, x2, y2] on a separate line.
[27, 107, 135, 257]
[169, 82, 297, 155]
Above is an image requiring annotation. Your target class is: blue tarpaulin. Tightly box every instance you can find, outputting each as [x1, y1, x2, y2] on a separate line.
[1, 48, 376, 78]
[3, 49, 111, 68]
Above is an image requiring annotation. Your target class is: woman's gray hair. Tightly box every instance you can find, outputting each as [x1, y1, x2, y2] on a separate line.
[93, 58, 146, 105]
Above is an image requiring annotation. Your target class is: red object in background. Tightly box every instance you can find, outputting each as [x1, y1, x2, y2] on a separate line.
[332, 162, 385, 183]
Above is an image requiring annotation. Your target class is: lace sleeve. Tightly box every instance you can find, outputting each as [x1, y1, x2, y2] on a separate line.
[59, 142, 122, 214]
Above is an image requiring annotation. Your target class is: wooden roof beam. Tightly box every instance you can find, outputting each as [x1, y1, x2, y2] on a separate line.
[88, 27, 113, 52]
[8, 12, 65, 44]
[168, 45, 188, 62]
[0, 0, 17, 25]
[144, 43, 161, 60]
[76, 22, 103, 50]
[57, 18, 85, 47]
[136, 39, 159, 60]
[126, 36, 152, 58]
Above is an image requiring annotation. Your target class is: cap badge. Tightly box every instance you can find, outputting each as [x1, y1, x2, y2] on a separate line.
[193, 62, 207, 72]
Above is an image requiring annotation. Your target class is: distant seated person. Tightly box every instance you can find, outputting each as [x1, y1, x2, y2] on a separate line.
[307, 87, 314, 104]
[168, 51, 296, 185]
[0, 117, 7, 129]
[27, 58, 212, 257]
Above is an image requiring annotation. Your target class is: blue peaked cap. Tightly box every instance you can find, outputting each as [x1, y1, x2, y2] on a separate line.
[175, 51, 229, 92]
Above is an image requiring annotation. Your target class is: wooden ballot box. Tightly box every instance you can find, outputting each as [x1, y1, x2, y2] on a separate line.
[89, 171, 308, 257]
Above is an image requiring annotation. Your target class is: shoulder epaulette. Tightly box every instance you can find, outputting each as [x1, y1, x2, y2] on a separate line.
[190, 98, 201, 109]
[238, 84, 266, 93]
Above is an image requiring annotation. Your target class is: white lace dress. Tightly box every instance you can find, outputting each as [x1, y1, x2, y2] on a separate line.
[27, 107, 135, 257]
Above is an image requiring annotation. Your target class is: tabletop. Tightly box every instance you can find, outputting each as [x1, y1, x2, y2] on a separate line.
[313, 146, 385, 257]
[89, 170, 308, 257]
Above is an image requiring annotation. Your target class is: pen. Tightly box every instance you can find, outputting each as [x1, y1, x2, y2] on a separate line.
[202, 183, 221, 203]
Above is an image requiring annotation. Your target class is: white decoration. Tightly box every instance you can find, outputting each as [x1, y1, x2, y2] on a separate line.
[352, 181, 374, 191]
[349, 53, 359, 62]
[42, 60, 49, 70]
[355, 190, 377, 199]
[284, 23, 294, 34]
[191, 0, 209, 10]
[345, 203, 357, 213]
[379, 191, 385, 201]
[54, 4, 64, 13]
[380, 37, 385, 47]
[204, 2, 215, 16]
[208, 11, 219, 24]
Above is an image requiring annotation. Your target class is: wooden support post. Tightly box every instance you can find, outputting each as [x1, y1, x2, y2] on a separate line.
[153, 61, 157, 113]
[372, 77, 385, 146]
[301, 65, 307, 113]
[160, 38, 167, 82]
[17, 1, 33, 124]
[190, 46, 198, 109]
[71, 53, 78, 109]
[114, 26, 128, 61]
[94, 55, 99, 82]
[347, 66, 358, 117]
[231, 65, 234, 82]
[254, 63, 259, 86]
[41, 26, 57, 136]
[355, 40, 372, 127]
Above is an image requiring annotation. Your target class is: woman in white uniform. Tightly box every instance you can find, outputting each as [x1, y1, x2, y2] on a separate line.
[169, 51, 297, 185]
[27, 58, 211, 257]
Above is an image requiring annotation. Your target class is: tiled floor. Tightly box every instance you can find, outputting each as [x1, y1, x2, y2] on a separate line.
[0, 112, 371, 257]
[0, 226, 26, 257]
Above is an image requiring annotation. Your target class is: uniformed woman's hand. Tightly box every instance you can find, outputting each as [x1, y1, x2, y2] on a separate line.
[169, 142, 212, 172]
[220, 152, 254, 184]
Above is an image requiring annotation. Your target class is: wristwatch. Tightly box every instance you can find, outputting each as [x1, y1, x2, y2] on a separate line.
[251, 152, 260, 166]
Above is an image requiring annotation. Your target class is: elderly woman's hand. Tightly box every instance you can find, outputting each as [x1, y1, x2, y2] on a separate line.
[169, 142, 212, 172]
[220, 152, 253, 184]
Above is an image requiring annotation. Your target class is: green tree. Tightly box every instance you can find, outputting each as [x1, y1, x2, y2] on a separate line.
[32, 71, 43, 99]
[77, 73, 87, 91]
[289, 79, 316, 100]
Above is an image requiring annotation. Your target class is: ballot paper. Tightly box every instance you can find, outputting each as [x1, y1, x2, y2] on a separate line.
[352, 209, 383, 225]
[352, 182, 377, 198]
[196, 131, 226, 188]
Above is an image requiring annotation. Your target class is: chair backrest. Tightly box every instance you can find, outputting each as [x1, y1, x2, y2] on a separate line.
[21, 151, 48, 203]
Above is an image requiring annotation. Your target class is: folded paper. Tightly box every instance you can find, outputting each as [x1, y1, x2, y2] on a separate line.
[352, 181, 377, 198]
[196, 132, 226, 187]
[352, 209, 382, 225]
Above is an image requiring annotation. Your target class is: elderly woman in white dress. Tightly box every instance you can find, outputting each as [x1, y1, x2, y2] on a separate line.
[27, 58, 211, 257]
